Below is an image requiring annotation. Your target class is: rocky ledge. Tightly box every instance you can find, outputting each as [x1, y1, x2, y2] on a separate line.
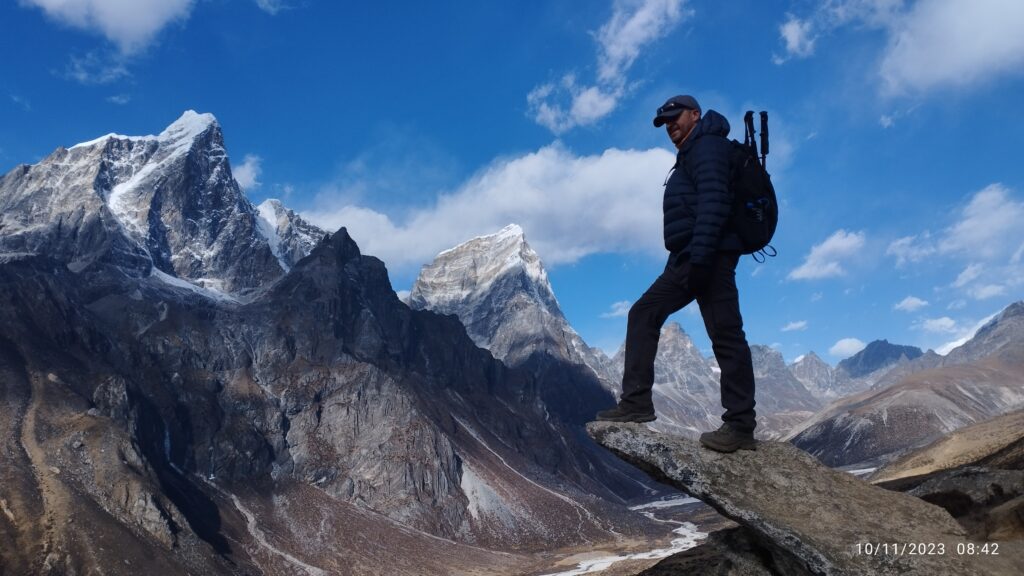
[586, 421, 1023, 576]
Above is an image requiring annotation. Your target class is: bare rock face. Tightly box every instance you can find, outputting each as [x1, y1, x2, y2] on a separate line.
[255, 198, 325, 271]
[789, 352, 836, 399]
[587, 421, 1024, 575]
[609, 323, 723, 438]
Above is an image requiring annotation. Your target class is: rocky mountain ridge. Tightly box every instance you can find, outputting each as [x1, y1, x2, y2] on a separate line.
[0, 113, 668, 575]
[788, 301, 1024, 469]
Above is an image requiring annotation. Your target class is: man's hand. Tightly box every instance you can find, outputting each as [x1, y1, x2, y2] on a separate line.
[688, 263, 713, 294]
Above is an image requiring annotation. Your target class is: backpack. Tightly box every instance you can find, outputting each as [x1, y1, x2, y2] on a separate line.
[728, 111, 778, 261]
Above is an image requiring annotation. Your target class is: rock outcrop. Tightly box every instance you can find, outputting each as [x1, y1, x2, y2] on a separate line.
[588, 421, 1024, 575]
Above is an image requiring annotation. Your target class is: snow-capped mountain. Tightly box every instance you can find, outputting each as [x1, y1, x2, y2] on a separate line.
[0, 111, 287, 297]
[409, 224, 613, 382]
[255, 198, 325, 271]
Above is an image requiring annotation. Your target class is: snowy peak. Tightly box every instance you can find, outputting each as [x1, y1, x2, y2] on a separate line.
[255, 199, 325, 271]
[409, 224, 614, 383]
[410, 223, 556, 314]
[159, 110, 218, 143]
[70, 110, 219, 152]
[1, 111, 288, 297]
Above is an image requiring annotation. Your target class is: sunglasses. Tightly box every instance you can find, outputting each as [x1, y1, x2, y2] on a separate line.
[657, 102, 692, 116]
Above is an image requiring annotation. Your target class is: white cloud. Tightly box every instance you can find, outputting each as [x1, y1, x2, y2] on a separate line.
[969, 284, 1006, 300]
[789, 229, 866, 280]
[939, 184, 1024, 260]
[952, 263, 984, 288]
[935, 311, 999, 355]
[920, 316, 958, 334]
[829, 337, 866, 358]
[63, 51, 129, 84]
[776, 0, 902, 61]
[1013, 242, 1024, 264]
[527, 0, 690, 133]
[255, 0, 289, 15]
[596, 0, 688, 83]
[22, 0, 194, 54]
[781, 320, 808, 332]
[106, 94, 130, 105]
[894, 295, 928, 312]
[778, 1, 1024, 96]
[777, 16, 816, 61]
[888, 185, 1024, 301]
[302, 144, 673, 273]
[9, 94, 31, 111]
[233, 154, 263, 191]
[601, 300, 633, 318]
[880, 0, 1024, 95]
[886, 233, 936, 267]
[879, 114, 894, 128]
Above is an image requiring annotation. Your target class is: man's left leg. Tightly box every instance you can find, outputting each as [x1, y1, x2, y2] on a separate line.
[697, 253, 756, 450]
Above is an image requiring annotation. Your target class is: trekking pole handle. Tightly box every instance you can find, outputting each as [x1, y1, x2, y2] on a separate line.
[759, 111, 769, 168]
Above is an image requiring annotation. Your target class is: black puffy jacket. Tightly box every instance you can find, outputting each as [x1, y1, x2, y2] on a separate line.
[663, 109, 743, 267]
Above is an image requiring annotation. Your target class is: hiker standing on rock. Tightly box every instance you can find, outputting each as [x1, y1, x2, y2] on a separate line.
[596, 95, 758, 453]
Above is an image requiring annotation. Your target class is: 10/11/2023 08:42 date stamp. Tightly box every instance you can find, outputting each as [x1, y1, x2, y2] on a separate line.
[854, 542, 1000, 556]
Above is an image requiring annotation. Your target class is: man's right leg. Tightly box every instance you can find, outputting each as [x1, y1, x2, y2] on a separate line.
[618, 262, 695, 413]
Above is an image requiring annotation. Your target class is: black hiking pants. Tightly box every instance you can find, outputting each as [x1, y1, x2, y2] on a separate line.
[619, 252, 757, 432]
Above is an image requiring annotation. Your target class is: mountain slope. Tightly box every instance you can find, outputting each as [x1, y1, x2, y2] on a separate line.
[788, 301, 1024, 468]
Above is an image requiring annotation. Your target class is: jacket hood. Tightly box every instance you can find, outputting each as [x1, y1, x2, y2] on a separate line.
[695, 109, 730, 139]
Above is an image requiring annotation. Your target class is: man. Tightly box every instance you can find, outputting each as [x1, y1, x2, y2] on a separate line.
[596, 95, 757, 453]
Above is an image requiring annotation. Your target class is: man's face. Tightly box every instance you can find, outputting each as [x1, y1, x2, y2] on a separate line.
[666, 108, 700, 149]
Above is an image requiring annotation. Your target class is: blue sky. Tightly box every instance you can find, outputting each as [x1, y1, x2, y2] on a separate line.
[3, 0, 1023, 363]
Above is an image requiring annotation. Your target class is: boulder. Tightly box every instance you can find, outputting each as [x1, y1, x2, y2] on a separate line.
[587, 421, 1024, 575]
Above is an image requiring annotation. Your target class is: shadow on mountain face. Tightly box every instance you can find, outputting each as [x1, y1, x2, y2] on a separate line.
[133, 394, 232, 557]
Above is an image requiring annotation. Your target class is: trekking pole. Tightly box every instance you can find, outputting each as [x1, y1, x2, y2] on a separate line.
[759, 111, 769, 169]
[744, 111, 757, 157]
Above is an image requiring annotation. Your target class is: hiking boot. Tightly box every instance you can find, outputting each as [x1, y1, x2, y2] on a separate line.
[699, 422, 756, 453]
[594, 404, 656, 423]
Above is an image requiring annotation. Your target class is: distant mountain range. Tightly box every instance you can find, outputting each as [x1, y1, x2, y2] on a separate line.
[788, 302, 1024, 469]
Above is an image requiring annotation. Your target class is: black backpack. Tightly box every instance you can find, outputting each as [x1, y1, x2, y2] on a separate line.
[728, 111, 778, 261]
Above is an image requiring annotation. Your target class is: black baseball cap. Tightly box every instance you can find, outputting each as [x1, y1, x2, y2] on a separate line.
[653, 95, 701, 127]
